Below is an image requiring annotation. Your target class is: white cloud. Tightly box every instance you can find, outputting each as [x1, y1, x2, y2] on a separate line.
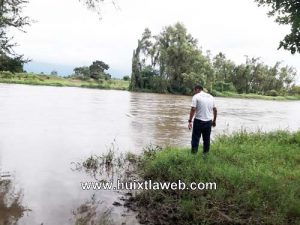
[11, 0, 300, 82]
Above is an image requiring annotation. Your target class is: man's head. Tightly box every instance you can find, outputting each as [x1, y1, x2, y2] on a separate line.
[194, 85, 203, 93]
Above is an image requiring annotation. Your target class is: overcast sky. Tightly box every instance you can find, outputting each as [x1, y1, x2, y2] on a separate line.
[12, 0, 300, 82]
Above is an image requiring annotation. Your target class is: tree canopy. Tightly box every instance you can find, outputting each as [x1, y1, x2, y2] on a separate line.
[255, 0, 300, 54]
[130, 23, 297, 96]
[72, 60, 111, 80]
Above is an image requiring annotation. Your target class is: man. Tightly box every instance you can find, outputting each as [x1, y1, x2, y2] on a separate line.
[188, 85, 217, 156]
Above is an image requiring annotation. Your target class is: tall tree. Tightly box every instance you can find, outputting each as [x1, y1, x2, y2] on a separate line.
[130, 23, 214, 94]
[156, 22, 202, 92]
[213, 52, 235, 83]
[255, 0, 300, 54]
[74, 66, 90, 78]
[89, 60, 109, 79]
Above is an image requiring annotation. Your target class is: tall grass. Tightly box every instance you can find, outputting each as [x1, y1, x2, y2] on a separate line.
[135, 130, 300, 225]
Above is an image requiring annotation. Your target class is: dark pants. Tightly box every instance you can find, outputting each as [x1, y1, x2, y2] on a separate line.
[191, 119, 212, 154]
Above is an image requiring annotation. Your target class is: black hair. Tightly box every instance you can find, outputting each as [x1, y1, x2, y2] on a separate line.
[194, 85, 203, 90]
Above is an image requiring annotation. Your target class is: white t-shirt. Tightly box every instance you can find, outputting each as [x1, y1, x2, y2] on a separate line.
[191, 91, 216, 121]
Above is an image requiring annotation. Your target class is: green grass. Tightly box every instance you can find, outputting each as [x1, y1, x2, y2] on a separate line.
[135, 130, 300, 225]
[213, 90, 300, 100]
[0, 72, 129, 90]
[1, 72, 299, 100]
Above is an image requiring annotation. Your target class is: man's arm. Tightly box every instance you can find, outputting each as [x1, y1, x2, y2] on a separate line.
[188, 107, 196, 130]
[212, 107, 217, 127]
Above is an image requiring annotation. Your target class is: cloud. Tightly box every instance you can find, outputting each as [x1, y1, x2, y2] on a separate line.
[11, 0, 300, 81]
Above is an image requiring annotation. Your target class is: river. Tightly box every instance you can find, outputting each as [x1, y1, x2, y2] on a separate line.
[0, 84, 299, 224]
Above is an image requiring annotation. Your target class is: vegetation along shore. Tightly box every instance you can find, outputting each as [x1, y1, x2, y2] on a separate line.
[1, 71, 300, 100]
[0, 71, 129, 90]
[124, 130, 300, 225]
[77, 130, 300, 225]
[1, 22, 300, 100]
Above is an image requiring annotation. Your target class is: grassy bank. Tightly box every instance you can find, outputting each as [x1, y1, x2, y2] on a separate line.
[213, 90, 300, 100]
[0, 72, 129, 90]
[131, 131, 300, 225]
[1, 72, 300, 100]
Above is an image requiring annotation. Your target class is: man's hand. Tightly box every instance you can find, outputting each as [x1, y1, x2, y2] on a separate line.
[213, 107, 217, 127]
[188, 122, 193, 130]
[188, 107, 196, 130]
[212, 121, 216, 127]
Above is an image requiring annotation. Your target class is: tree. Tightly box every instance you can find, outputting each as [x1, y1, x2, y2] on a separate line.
[89, 60, 109, 79]
[130, 30, 152, 91]
[72, 60, 110, 80]
[123, 75, 130, 81]
[0, 0, 30, 55]
[0, 54, 24, 72]
[74, 66, 90, 79]
[50, 70, 58, 76]
[255, 0, 300, 54]
[156, 23, 206, 92]
[130, 23, 214, 94]
[213, 52, 235, 82]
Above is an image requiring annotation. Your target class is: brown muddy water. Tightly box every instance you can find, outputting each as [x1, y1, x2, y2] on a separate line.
[0, 84, 299, 225]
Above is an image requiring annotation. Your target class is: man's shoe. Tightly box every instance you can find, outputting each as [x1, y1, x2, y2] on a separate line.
[191, 147, 198, 154]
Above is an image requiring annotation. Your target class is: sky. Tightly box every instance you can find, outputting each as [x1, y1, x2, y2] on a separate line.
[11, 0, 300, 82]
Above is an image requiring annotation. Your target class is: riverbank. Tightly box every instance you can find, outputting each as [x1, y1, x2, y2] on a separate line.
[0, 72, 129, 90]
[1, 72, 300, 100]
[131, 88, 300, 100]
[212, 90, 300, 100]
[127, 130, 300, 225]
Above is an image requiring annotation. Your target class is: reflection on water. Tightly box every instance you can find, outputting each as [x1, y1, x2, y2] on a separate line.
[72, 194, 114, 225]
[0, 173, 27, 225]
[0, 84, 299, 224]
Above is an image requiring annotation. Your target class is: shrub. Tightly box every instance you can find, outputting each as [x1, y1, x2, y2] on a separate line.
[213, 81, 236, 92]
[289, 86, 300, 95]
[265, 90, 279, 96]
[123, 75, 130, 81]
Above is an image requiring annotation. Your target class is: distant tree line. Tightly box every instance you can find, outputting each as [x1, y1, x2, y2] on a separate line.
[130, 23, 298, 96]
[70, 60, 111, 80]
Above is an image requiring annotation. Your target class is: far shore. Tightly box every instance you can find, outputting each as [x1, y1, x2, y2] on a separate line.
[1, 72, 300, 101]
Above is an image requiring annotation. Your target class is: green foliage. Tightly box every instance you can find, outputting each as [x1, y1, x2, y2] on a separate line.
[265, 89, 279, 96]
[71, 60, 111, 81]
[130, 23, 214, 94]
[123, 75, 130, 81]
[130, 23, 297, 96]
[74, 66, 90, 79]
[213, 81, 236, 92]
[0, 72, 129, 90]
[0, 54, 24, 73]
[213, 52, 235, 83]
[136, 130, 300, 225]
[255, 0, 300, 54]
[0, 0, 30, 57]
[89, 60, 110, 80]
[289, 85, 300, 95]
